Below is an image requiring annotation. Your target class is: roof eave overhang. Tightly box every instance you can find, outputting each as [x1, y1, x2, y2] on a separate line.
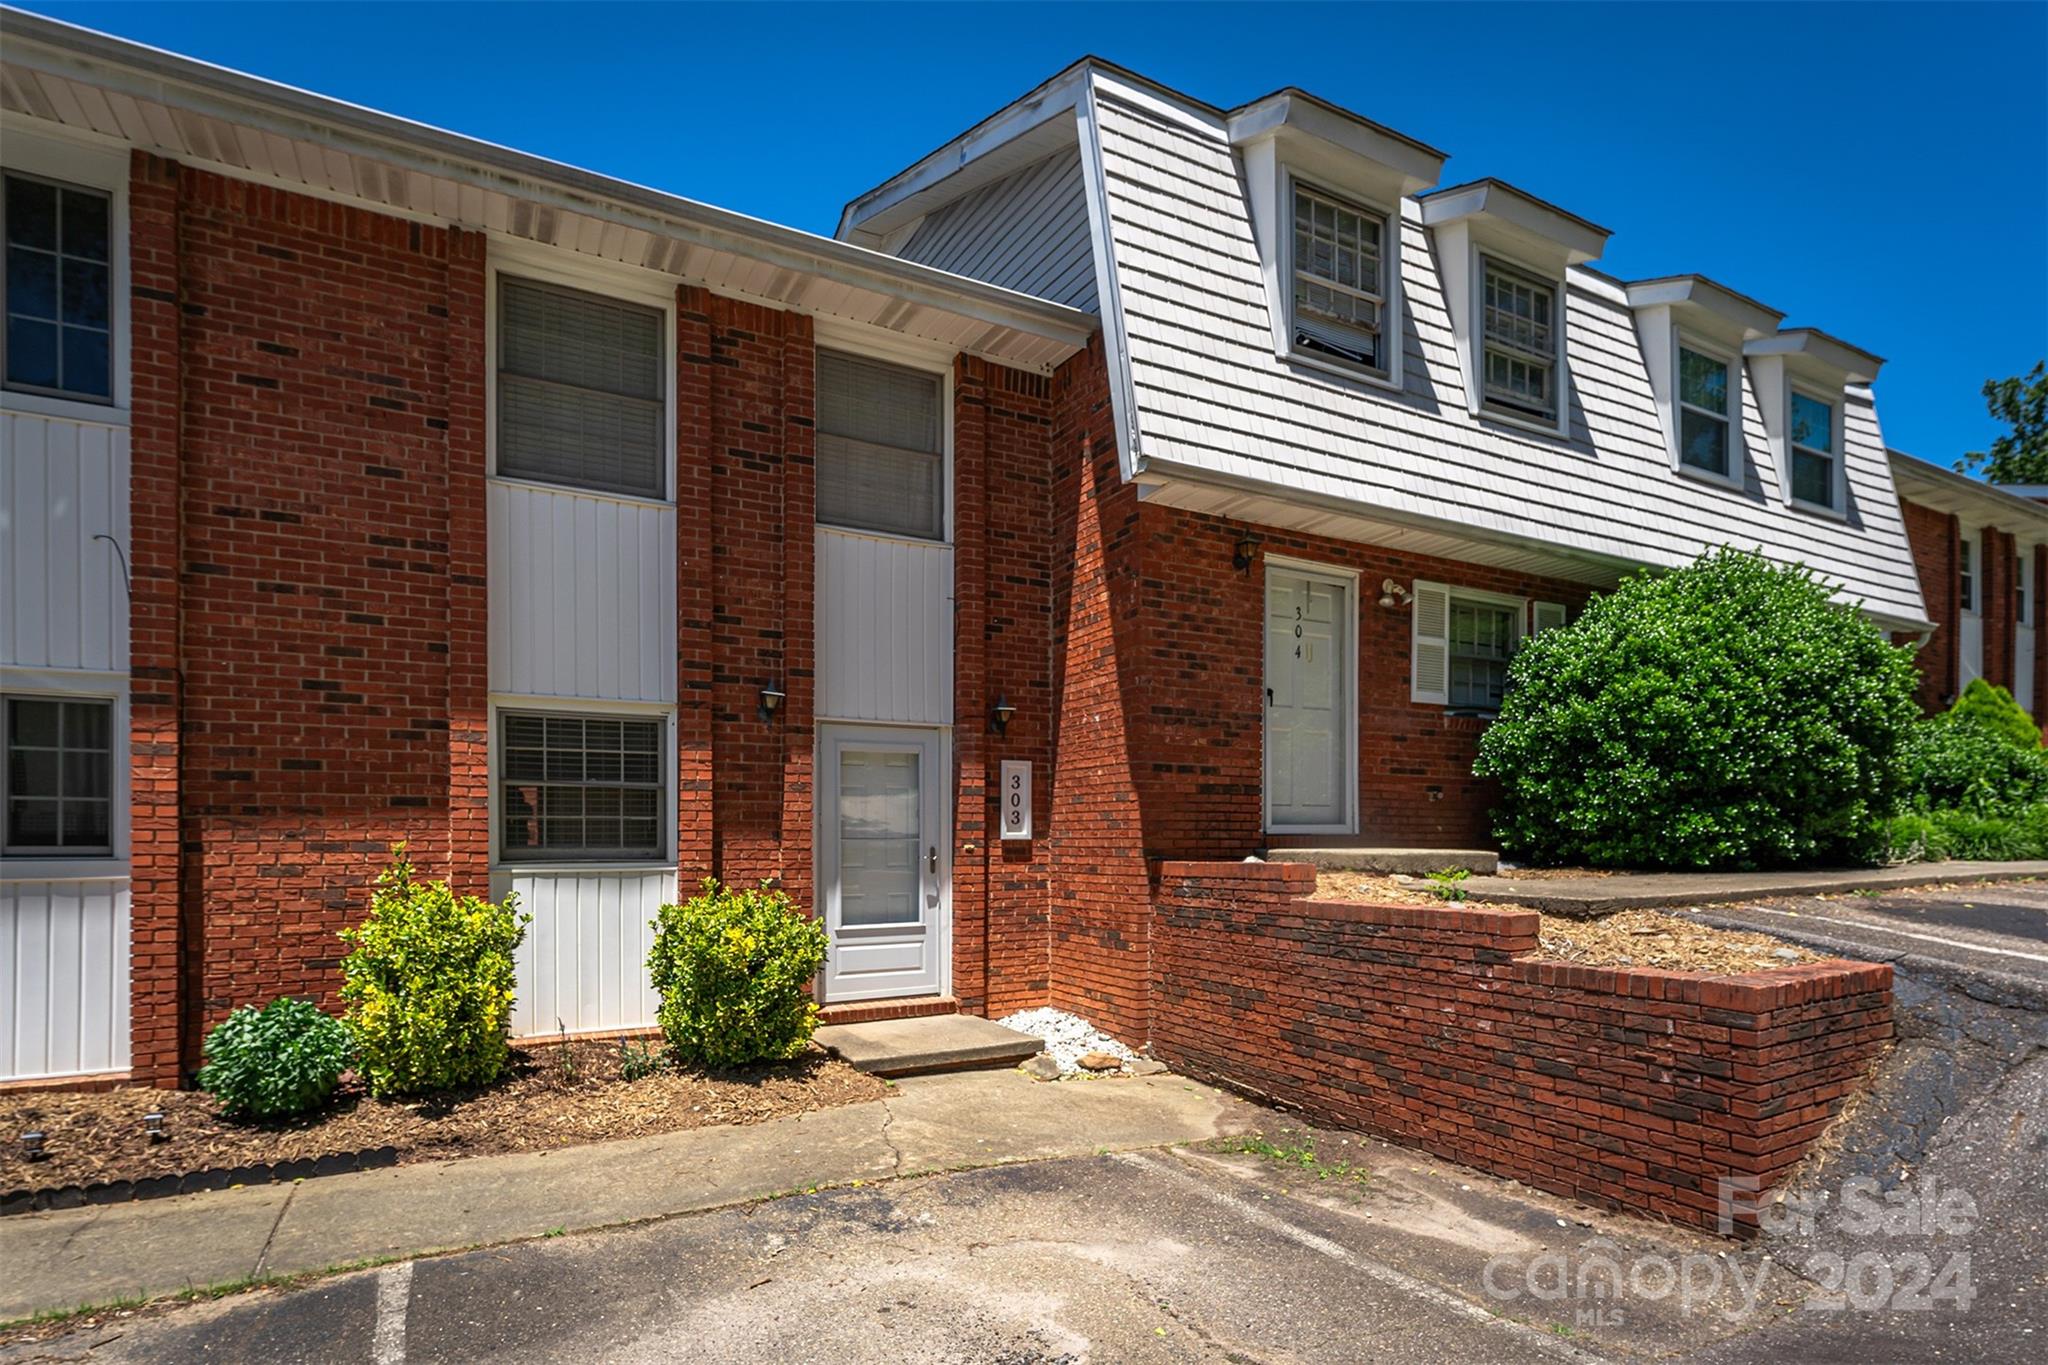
[1889, 450, 2048, 540]
[1225, 90, 1444, 200]
[0, 8, 1096, 368]
[1419, 178, 1610, 267]
[1744, 328, 1885, 386]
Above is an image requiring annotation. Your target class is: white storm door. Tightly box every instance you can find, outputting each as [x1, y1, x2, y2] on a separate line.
[819, 725, 947, 1001]
[1265, 566, 1353, 832]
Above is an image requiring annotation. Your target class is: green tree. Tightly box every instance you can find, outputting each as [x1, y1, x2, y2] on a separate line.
[1955, 362, 2048, 482]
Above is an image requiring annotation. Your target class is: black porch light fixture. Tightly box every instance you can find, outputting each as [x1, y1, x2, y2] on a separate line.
[758, 685, 786, 723]
[992, 695, 1017, 735]
[1233, 531, 1263, 572]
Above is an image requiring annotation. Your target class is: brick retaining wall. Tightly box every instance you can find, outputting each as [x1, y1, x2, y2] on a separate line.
[1151, 861, 1894, 1232]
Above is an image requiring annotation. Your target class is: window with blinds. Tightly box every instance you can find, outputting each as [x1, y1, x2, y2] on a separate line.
[816, 350, 945, 541]
[498, 712, 664, 861]
[496, 276, 666, 499]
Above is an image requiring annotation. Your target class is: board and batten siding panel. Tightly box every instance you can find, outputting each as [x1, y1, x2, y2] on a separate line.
[487, 480, 677, 702]
[815, 529, 954, 725]
[1083, 84, 1928, 626]
[0, 878, 131, 1080]
[2, 410, 130, 673]
[897, 149, 1099, 313]
[495, 870, 671, 1037]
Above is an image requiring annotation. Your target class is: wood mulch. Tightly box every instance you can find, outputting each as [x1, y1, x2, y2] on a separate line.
[1, 1038, 885, 1195]
[1309, 871, 1816, 972]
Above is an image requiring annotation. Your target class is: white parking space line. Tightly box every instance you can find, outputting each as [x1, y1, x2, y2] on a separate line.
[1733, 904, 2048, 965]
[372, 1260, 413, 1365]
[1111, 1152, 1613, 1364]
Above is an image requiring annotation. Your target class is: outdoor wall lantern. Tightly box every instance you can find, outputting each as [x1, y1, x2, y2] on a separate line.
[1379, 578, 1414, 609]
[1233, 531, 1263, 572]
[758, 685, 786, 723]
[992, 696, 1017, 735]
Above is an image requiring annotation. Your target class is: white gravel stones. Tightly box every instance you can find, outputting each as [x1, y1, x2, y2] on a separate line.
[997, 1007, 1139, 1075]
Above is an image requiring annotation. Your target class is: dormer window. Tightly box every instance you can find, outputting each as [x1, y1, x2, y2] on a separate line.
[1480, 258, 1556, 421]
[1677, 344, 1733, 477]
[1789, 388, 1838, 509]
[1290, 184, 1386, 375]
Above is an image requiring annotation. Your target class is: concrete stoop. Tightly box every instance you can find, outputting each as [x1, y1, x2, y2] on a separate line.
[1262, 847, 1499, 875]
[815, 1013, 1043, 1077]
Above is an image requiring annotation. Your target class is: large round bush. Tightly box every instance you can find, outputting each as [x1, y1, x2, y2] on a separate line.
[1474, 549, 1921, 869]
[647, 879, 828, 1069]
[197, 997, 353, 1120]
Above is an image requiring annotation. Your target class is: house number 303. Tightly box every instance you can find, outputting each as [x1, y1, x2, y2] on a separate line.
[1000, 760, 1033, 841]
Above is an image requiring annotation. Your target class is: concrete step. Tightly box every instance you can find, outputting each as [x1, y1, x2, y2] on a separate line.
[815, 1013, 1043, 1078]
[1263, 847, 1499, 875]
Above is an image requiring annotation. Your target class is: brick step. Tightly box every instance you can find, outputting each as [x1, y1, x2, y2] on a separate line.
[1261, 847, 1499, 875]
[816, 995, 959, 1027]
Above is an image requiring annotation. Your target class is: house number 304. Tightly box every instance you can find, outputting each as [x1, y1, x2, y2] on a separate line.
[1000, 760, 1033, 841]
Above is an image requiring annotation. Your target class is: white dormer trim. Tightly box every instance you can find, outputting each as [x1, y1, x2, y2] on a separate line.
[1744, 329, 1884, 516]
[1233, 94, 1441, 395]
[1626, 277, 1782, 489]
[1420, 181, 1610, 439]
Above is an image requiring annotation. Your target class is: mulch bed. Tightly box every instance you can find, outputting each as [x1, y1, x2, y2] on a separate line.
[1309, 871, 1817, 972]
[1, 1038, 885, 1205]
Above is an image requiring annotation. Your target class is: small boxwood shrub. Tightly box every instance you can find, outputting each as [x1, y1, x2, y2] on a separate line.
[1475, 549, 1922, 869]
[197, 997, 353, 1120]
[647, 879, 828, 1070]
[1947, 678, 2040, 750]
[339, 848, 530, 1098]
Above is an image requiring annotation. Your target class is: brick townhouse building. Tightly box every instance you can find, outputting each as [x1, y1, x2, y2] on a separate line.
[0, 12, 1980, 1087]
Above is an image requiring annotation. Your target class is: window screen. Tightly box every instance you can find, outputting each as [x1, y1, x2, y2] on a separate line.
[497, 276, 665, 498]
[1448, 600, 1517, 710]
[499, 712, 664, 861]
[4, 174, 111, 401]
[4, 696, 113, 854]
[816, 350, 944, 541]
[1480, 259, 1556, 420]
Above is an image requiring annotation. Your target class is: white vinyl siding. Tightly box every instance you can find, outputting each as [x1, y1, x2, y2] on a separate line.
[816, 350, 945, 542]
[1480, 258, 1557, 421]
[496, 276, 666, 499]
[1290, 184, 1385, 374]
[1677, 345, 1732, 478]
[815, 528, 955, 725]
[496, 869, 670, 1038]
[1, 879, 130, 1079]
[895, 149, 1098, 311]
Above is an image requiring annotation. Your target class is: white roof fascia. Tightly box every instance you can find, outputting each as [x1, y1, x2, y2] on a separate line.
[1744, 328, 1885, 386]
[1625, 274, 1784, 345]
[0, 8, 1096, 357]
[1889, 450, 2048, 539]
[1225, 89, 1445, 203]
[1418, 178, 1610, 268]
[1075, 69, 1145, 483]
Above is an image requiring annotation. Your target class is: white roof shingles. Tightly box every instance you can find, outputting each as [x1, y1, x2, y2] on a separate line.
[1089, 88, 1927, 626]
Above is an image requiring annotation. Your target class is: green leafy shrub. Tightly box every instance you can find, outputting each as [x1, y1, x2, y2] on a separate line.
[197, 997, 353, 1120]
[339, 849, 530, 1098]
[647, 879, 828, 1069]
[1948, 678, 2041, 750]
[1871, 803, 2048, 863]
[1475, 549, 1922, 870]
[1902, 712, 2048, 815]
[616, 1037, 665, 1082]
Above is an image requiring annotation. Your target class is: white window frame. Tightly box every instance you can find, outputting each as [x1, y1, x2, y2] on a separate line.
[1786, 384, 1843, 514]
[0, 671, 130, 879]
[484, 238, 678, 509]
[1960, 532, 1978, 617]
[1411, 581, 1527, 710]
[0, 120, 130, 425]
[1282, 172, 1399, 390]
[1673, 336, 1742, 489]
[811, 320, 956, 548]
[2018, 548, 2031, 628]
[1476, 253, 1563, 430]
[487, 696, 678, 874]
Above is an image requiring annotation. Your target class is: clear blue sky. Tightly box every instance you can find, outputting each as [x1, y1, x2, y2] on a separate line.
[23, 1, 2048, 467]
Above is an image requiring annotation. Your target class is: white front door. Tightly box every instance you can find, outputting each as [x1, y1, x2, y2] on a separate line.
[1265, 565, 1353, 831]
[818, 725, 948, 1001]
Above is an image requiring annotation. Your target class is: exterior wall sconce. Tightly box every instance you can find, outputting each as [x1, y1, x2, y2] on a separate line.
[758, 686, 786, 723]
[992, 696, 1017, 735]
[1379, 578, 1414, 609]
[1233, 532, 1263, 572]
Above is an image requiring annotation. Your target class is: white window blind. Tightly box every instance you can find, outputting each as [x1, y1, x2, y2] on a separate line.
[817, 350, 944, 541]
[497, 276, 665, 499]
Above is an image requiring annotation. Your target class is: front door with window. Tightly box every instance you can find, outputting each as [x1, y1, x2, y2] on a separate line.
[818, 725, 947, 1001]
[1265, 567, 1352, 831]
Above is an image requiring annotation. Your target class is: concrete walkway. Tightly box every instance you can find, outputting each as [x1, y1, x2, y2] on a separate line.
[0, 1069, 1255, 1323]
[1431, 859, 2048, 916]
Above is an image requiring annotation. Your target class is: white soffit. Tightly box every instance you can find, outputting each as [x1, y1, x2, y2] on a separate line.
[1418, 177, 1610, 268]
[1744, 328, 1885, 386]
[1625, 274, 1783, 345]
[0, 11, 1094, 374]
[1889, 450, 2048, 540]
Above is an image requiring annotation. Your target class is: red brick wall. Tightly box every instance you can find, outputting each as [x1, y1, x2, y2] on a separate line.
[1897, 498, 1958, 710]
[1983, 527, 2015, 692]
[134, 165, 489, 1074]
[1152, 861, 1894, 1232]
